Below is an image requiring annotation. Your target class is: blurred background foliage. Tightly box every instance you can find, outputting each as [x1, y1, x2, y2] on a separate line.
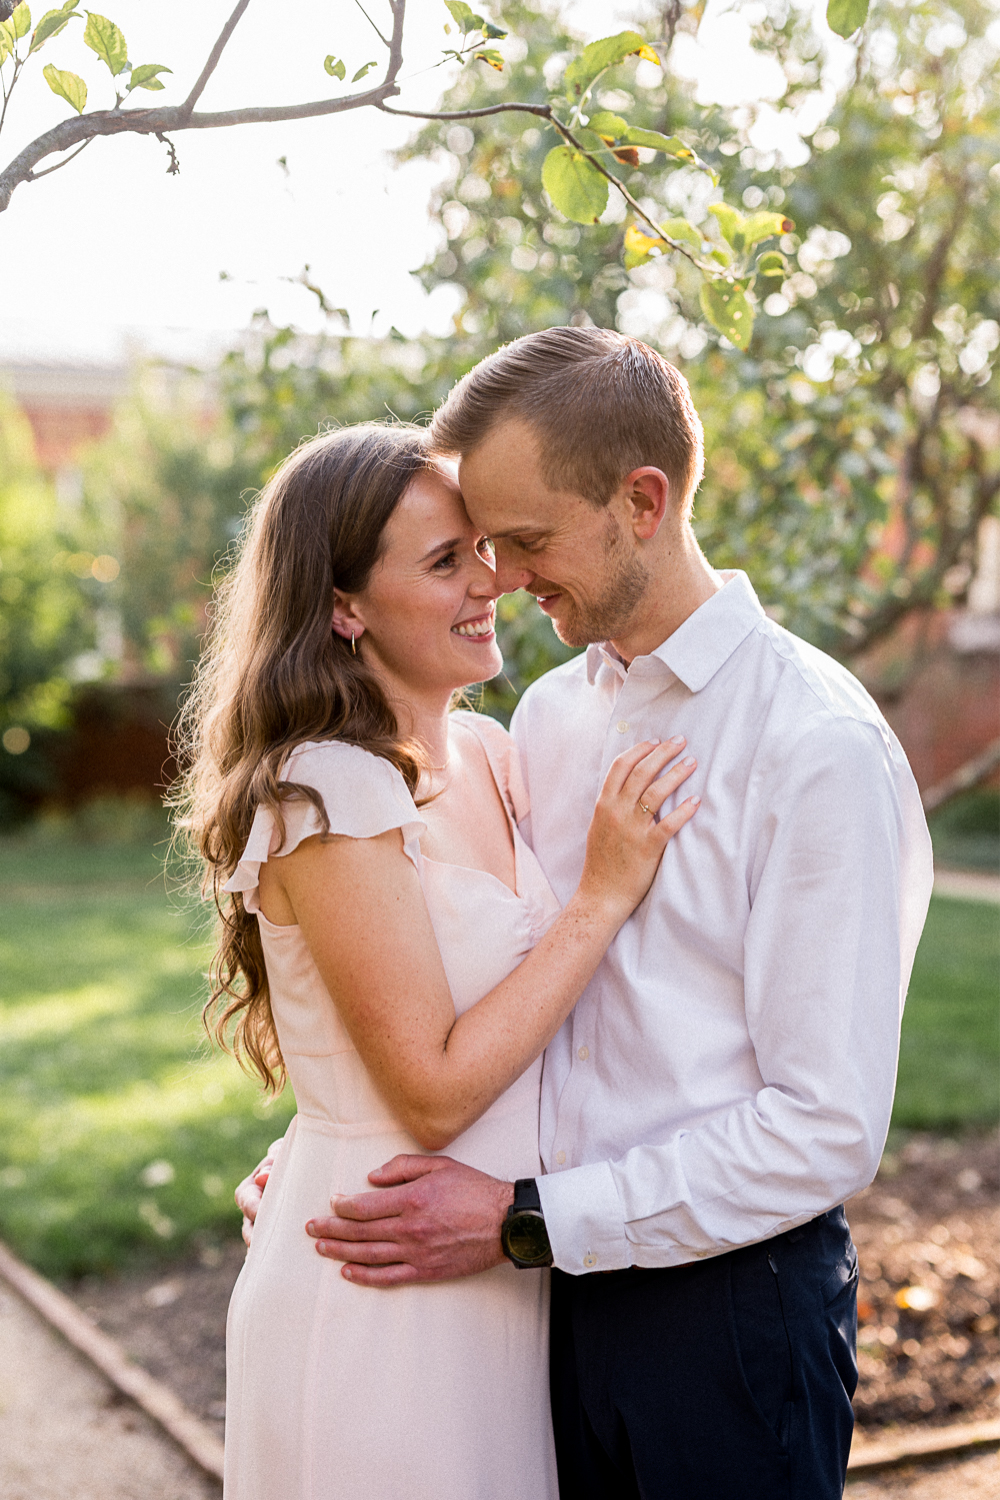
[0, 0, 995, 784]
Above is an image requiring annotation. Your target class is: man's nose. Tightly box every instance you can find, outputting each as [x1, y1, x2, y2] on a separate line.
[493, 543, 533, 595]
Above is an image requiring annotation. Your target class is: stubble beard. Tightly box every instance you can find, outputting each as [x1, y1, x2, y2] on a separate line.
[547, 511, 649, 649]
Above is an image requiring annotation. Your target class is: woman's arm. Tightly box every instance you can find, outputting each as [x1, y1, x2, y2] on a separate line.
[273, 741, 697, 1150]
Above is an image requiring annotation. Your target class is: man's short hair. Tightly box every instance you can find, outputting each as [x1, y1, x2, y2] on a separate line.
[429, 326, 705, 512]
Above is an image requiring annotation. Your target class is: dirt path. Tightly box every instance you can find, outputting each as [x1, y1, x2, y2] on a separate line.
[0, 1280, 219, 1500]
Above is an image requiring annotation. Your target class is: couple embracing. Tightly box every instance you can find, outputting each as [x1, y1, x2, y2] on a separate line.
[178, 327, 932, 1500]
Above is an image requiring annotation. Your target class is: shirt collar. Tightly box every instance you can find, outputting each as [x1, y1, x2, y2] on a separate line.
[586, 571, 766, 693]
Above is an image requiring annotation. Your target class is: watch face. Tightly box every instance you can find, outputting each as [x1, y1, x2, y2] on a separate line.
[505, 1211, 552, 1267]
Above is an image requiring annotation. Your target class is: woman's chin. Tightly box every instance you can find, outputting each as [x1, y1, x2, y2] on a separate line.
[452, 645, 504, 689]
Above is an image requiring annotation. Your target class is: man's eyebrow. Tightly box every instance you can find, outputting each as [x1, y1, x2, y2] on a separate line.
[486, 526, 549, 540]
[417, 536, 464, 564]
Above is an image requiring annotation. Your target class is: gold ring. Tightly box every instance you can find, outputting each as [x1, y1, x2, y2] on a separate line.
[639, 801, 652, 816]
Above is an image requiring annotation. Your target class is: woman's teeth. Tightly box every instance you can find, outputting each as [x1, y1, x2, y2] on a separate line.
[452, 618, 493, 637]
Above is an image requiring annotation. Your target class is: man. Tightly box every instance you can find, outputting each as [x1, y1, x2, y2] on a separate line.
[239, 328, 932, 1497]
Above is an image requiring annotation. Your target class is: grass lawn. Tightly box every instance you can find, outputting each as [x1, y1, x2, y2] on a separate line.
[0, 829, 295, 1280]
[0, 826, 996, 1280]
[893, 891, 999, 1130]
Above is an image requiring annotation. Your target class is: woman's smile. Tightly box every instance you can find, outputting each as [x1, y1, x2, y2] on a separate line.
[451, 607, 496, 641]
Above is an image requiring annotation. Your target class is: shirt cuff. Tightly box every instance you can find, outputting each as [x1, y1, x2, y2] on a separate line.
[536, 1160, 632, 1274]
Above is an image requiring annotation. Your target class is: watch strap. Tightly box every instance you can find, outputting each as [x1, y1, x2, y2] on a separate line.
[512, 1177, 542, 1215]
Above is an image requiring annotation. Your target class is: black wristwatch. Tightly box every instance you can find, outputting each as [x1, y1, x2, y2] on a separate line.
[500, 1178, 553, 1268]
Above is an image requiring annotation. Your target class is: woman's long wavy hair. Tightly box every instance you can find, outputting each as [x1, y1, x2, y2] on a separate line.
[172, 423, 433, 1092]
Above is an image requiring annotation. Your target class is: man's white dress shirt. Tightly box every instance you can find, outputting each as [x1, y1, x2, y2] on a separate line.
[512, 572, 933, 1276]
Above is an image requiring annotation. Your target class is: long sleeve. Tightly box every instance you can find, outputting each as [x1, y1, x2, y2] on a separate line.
[536, 713, 933, 1273]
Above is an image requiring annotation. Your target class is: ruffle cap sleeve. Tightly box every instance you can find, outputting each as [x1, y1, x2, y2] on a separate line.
[224, 740, 425, 914]
[451, 710, 529, 826]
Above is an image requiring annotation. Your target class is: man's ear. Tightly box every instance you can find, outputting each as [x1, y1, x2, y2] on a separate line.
[332, 590, 366, 645]
[623, 468, 670, 540]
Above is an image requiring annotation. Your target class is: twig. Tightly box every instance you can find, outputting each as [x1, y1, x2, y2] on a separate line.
[24, 135, 93, 180]
[378, 99, 554, 120]
[156, 130, 180, 175]
[179, 0, 252, 119]
[353, 0, 391, 49]
[552, 118, 707, 272]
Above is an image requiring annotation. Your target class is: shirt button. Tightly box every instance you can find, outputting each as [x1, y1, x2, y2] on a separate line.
[556, 1150, 566, 1165]
[616, 720, 629, 733]
[583, 1251, 597, 1268]
[577, 1045, 589, 1061]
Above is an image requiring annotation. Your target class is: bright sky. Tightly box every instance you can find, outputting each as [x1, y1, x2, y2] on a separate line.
[0, 0, 847, 364]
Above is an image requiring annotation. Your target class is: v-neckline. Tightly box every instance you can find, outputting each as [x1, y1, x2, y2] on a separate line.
[417, 717, 521, 899]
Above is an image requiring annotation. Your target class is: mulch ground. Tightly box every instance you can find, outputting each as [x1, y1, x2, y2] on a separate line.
[69, 1132, 998, 1450]
[847, 1132, 998, 1431]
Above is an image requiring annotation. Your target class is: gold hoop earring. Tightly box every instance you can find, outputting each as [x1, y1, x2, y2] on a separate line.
[351, 632, 356, 655]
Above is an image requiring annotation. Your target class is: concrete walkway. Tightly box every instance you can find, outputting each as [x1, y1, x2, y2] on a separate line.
[0, 1280, 219, 1500]
[933, 867, 1000, 903]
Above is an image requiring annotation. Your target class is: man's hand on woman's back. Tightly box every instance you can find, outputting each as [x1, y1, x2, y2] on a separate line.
[234, 1143, 282, 1247]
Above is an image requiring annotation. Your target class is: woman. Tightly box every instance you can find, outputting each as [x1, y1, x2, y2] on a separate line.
[175, 423, 698, 1499]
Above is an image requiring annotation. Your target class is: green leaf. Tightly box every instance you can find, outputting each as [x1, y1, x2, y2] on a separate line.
[541, 144, 608, 224]
[563, 30, 659, 101]
[661, 217, 702, 251]
[621, 127, 694, 160]
[474, 47, 503, 71]
[757, 250, 788, 277]
[42, 60, 86, 111]
[699, 279, 754, 350]
[827, 0, 868, 38]
[28, 4, 81, 54]
[351, 60, 376, 81]
[482, 20, 506, 38]
[0, 2, 30, 53]
[126, 61, 171, 91]
[9, 2, 31, 38]
[587, 110, 628, 141]
[83, 11, 127, 75]
[741, 210, 794, 247]
[708, 201, 744, 251]
[323, 55, 346, 80]
[444, 1, 484, 34]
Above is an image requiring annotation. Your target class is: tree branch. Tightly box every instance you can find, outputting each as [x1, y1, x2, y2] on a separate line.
[0, 0, 411, 213]
[179, 0, 252, 120]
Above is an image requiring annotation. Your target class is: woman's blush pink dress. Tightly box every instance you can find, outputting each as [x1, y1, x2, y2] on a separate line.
[222, 712, 561, 1500]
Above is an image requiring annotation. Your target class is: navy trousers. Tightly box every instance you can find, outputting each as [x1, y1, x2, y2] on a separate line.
[549, 1207, 858, 1500]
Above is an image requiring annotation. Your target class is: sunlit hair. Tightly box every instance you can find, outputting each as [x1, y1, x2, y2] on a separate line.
[171, 423, 432, 1093]
[429, 325, 704, 515]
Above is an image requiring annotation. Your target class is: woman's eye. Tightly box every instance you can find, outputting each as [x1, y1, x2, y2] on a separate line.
[433, 552, 458, 570]
[478, 538, 495, 559]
